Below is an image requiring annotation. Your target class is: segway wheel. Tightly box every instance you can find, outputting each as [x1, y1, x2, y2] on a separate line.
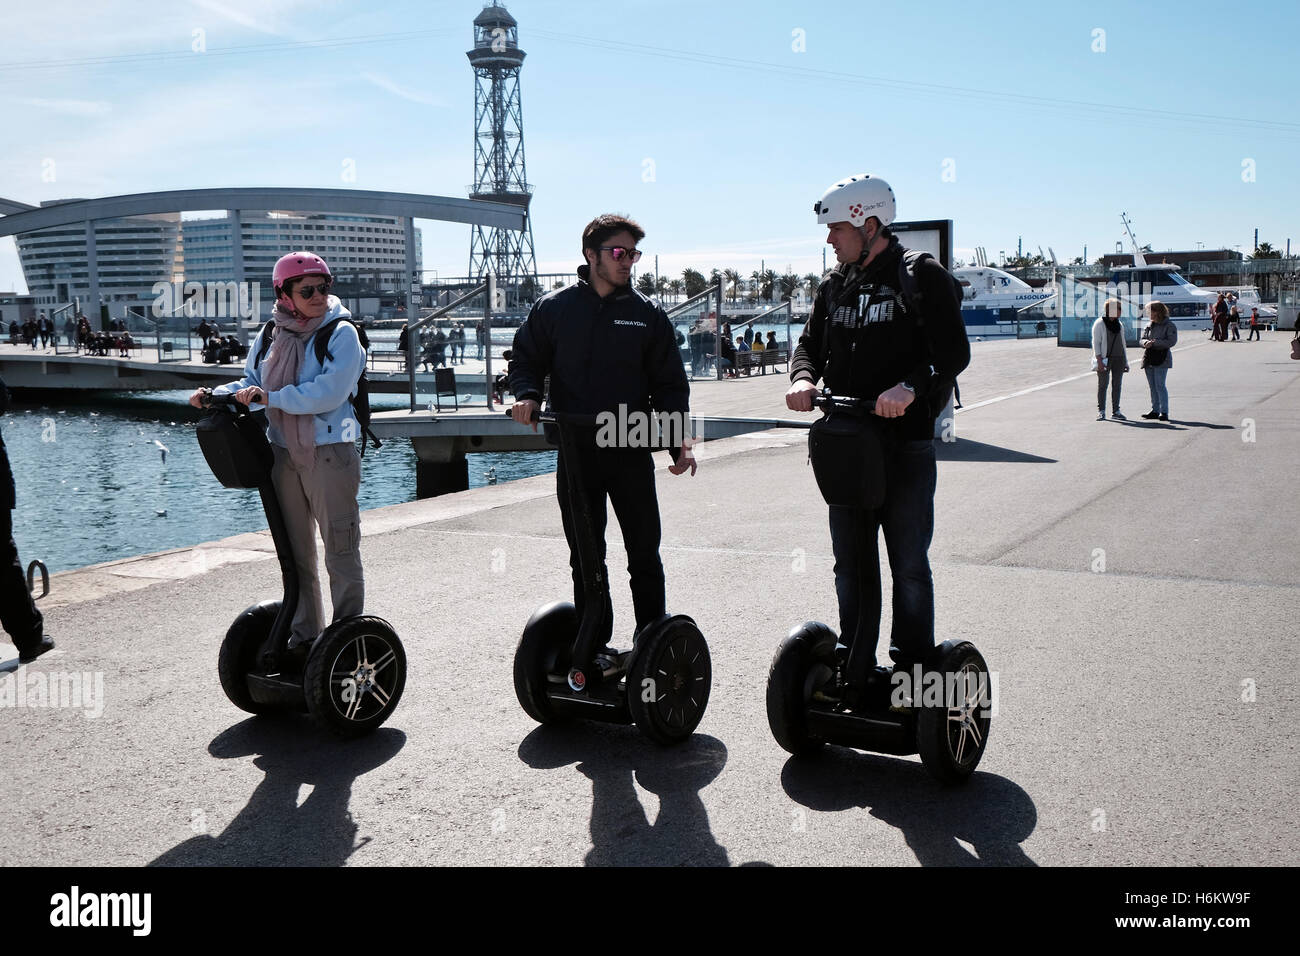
[916, 641, 992, 784]
[766, 622, 838, 756]
[217, 600, 282, 715]
[304, 616, 406, 738]
[513, 602, 577, 725]
[627, 616, 711, 746]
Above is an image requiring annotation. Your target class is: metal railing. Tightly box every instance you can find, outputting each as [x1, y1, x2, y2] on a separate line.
[48, 301, 81, 355]
[142, 299, 198, 363]
[1185, 257, 1299, 277]
[403, 277, 495, 412]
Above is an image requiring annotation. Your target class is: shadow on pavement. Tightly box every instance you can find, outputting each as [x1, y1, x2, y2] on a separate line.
[937, 440, 1056, 464]
[148, 717, 406, 867]
[518, 725, 739, 866]
[1166, 420, 1234, 429]
[781, 749, 1037, 866]
[1113, 419, 1233, 430]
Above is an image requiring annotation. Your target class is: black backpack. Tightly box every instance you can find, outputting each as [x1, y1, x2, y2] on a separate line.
[254, 317, 382, 456]
[819, 250, 965, 413]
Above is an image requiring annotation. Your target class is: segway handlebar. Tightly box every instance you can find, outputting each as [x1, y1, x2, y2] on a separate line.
[504, 407, 601, 427]
[812, 389, 880, 414]
[198, 388, 251, 414]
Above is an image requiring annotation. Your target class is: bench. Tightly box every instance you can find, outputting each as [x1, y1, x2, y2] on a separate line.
[734, 348, 788, 376]
[368, 350, 408, 371]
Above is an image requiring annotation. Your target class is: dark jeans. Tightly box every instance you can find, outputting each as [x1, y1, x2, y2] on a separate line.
[1, 507, 43, 654]
[828, 438, 936, 685]
[556, 445, 665, 645]
[1096, 367, 1124, 412]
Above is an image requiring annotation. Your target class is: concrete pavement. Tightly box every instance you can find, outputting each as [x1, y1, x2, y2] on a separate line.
[2, 332, 1296, 866]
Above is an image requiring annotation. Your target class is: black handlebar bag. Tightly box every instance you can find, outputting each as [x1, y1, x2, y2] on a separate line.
[808, 410, 887, 509]
[196, 408, 273, 489]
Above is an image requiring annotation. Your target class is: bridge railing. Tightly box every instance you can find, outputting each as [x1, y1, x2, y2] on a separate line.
[404, 279, 494, 412]
[51, 301, 80, 355]
[144, 301, 196, 363]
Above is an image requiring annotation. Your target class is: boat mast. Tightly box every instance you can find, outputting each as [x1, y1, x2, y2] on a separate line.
[1120, 212, 1146, 267]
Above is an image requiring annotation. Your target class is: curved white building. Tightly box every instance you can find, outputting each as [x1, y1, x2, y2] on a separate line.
[16, 204, 181, 320]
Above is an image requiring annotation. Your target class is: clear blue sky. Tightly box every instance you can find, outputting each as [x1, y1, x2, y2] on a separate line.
[2, 0, 1297, 293]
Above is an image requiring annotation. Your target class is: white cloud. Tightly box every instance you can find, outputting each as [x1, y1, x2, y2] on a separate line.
[15, 97, 112, 117]
[191, 0, 283, 37]
[359, 72, 442, 107]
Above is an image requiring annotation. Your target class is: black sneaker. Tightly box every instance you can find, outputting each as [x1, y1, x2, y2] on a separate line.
[1096, 410, 1106, 421]
[1141, 410, 1159, 419]
[1158, 413, 1168, 421]
[1111, 410, 1127, 421]
[19, 636, 55, 663]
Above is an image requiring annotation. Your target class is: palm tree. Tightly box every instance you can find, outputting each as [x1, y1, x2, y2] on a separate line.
[1250, 241, 1281, 260]
[803, 272, 821, 298]
[778, 272, 802, 300]
[724, 269, 741, 303]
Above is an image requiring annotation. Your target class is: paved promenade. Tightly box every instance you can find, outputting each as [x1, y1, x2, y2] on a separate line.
[2, 332, 1296, 866]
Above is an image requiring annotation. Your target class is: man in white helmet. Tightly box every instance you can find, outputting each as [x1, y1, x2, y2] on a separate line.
[786, 174, 969, 708]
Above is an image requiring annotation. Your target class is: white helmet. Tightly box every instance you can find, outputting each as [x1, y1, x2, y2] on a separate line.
[814, 174, 896, 229]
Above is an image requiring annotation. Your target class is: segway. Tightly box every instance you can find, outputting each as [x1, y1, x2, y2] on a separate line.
[506, 407, 711, 745]
[767, 391, 991, 783]
[195, 390, 405, 737]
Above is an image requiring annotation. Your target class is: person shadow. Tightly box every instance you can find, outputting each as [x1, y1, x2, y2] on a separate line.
[518, 726, 735, 866]
[780, 749, 1038, 866]
[148, 717, 405, 867]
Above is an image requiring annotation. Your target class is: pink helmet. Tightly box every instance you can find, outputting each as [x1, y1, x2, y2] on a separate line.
[273, 251, 332, 309]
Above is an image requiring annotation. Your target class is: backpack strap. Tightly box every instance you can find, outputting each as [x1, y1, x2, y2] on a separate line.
[312, 317, 345, 365]
[897, 250, 934, 326]
[252, 319, 275, 368]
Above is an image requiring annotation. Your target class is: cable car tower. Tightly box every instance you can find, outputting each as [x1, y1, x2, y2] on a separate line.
[466, 3, 537, 285]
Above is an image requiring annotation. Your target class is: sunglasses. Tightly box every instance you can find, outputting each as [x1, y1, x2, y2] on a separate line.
[599, 246, 642, 263]
[293, 281, 331, 299]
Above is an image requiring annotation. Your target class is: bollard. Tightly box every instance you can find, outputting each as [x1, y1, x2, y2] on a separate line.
[27, 559, 49, 600]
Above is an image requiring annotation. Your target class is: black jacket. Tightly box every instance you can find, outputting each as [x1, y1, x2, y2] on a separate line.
[510, 265, 690, 454]
[790, 235, 970, 440]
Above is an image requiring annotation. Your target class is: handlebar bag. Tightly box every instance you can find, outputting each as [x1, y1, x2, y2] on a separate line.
[196, 409, 273, 489]
[808, 410, 886, 509]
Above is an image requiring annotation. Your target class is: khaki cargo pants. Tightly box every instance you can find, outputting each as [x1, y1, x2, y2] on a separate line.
[271, 442, 364, 646]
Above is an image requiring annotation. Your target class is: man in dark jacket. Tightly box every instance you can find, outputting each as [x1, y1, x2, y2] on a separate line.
[786, 173, 969, 706]
[510, 213, 696, 647]
[0, 376, 55, 662]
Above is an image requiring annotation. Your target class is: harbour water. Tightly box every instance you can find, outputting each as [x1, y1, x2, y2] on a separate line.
[4, 389, 555, 575]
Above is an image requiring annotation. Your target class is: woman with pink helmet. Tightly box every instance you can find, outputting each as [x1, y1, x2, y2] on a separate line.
[190, 251, 369, 664]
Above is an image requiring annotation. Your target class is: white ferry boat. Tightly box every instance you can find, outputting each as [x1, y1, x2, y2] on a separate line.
[953, 266, 1055, 336]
